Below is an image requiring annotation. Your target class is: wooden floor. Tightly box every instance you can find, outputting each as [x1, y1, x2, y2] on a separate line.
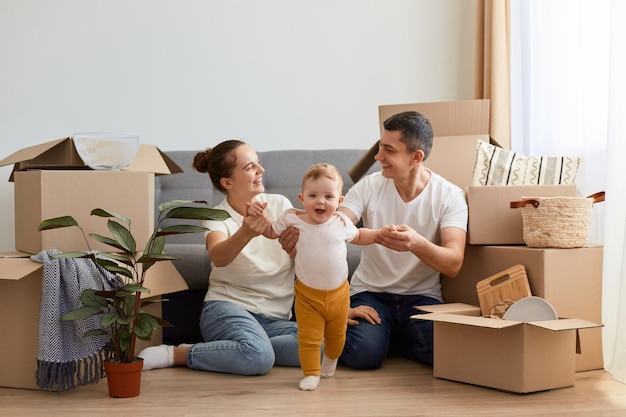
[2, 357, 626, 417]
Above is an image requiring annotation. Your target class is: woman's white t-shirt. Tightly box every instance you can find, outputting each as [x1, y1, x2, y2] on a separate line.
[341, 171, 468, 301]
[203, 193, 295, 320]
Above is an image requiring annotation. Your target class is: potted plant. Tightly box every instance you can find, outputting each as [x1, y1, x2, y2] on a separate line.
[38, 199, 229, 397]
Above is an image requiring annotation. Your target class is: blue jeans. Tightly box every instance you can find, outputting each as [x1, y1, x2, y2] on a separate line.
[340, 291, 441, 369]
[188, 300, 299, 375]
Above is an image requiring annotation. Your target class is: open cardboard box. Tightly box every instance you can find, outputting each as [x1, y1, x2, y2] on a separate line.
[441, 245, 604, 372]
[349, 100, 495, 190]
[0, 138, 184, 254]
[0, 251, 188, 390]
[413, 303, 602, 393]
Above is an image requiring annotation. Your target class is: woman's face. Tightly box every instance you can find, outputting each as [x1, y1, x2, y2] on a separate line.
[222, 144, 265, 198]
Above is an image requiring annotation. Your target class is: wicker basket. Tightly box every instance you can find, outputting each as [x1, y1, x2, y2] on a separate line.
[510, 191, 605, 248]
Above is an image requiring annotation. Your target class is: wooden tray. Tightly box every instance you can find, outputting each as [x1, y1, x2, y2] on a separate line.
[476, 264, 532, 316]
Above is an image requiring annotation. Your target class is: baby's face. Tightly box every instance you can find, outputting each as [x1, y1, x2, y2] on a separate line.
[298, 177, 343, 224]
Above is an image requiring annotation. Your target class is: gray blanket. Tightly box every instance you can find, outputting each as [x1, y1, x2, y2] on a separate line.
[31, 250, 122, 391]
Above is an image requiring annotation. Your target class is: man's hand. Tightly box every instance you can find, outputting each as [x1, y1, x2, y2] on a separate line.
[278, 225, 299, 258]
[375, 223, 422, 252]
[347, 305, 381, 326]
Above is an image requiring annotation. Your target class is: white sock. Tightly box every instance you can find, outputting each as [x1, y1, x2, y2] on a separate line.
[320, 356, 338, 378]
[299, 375, 321, 391]
[138, 344, 174, 371]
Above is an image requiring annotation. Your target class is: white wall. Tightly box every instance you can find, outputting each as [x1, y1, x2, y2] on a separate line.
[0, 0, 477, 251]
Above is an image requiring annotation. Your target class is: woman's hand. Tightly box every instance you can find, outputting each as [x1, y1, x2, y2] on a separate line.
[278, 225, 299, 258]
[242, 209, 269, 237]
[347, 305, 381, 326]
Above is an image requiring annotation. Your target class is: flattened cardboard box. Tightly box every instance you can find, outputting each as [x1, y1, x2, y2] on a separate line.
[441, 245, 604, 372]
[0, 252, 188, 390]
[413, 304, 601, 393]
[466, 184, 577, 245]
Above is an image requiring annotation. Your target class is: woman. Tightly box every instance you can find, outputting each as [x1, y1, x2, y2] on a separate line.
[139, 140, 298, 375]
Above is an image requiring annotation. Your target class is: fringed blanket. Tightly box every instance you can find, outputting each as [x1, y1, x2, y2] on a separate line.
[31, 250, 123, 391]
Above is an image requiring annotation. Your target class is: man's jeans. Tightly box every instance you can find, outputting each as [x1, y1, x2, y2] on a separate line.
[340, 291, 441, 369]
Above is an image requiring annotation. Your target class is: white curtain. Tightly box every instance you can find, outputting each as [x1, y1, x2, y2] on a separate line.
[511, 0, 626, 383]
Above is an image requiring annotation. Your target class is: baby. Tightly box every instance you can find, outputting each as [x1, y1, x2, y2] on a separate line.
[248, 163, 392, 391]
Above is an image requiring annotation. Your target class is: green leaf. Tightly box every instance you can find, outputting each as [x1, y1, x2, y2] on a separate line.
[123, 284, 150, 294]
[156, 224, 210, 236]
[91, 208, 131, 226]
[164, 207, 230, 221]
[143, 235, 165, 262]
[138, 312, 160, 330]
[108, 220, 136, 253]
[137, 252, 177, 264]
[157, 200, 206, 213]
[83, 328, 108, 337]
[88, 233, 129, 253]
[101, 312, 118, 327]
[52, 251, 93, 259]
[80, 289, 108, 308]
[133, 317, 155, 339]
[37, 216, 79, 231]
[101, 263, 133, 278]
[61, 306, 103, 321]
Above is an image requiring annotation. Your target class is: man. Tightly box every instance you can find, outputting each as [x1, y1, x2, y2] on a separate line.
[281, 111, 468, 369]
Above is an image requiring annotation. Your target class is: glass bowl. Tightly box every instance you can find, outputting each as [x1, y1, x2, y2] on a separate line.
[73, 132, 141, 170]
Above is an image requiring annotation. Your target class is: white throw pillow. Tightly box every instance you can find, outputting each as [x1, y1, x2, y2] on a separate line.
[472, 140, 582, 186]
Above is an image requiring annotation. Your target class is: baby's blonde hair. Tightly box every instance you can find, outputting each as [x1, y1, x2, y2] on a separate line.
[302, 163, 344, 193]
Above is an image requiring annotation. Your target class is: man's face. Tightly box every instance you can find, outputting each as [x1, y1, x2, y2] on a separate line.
[374, 130, 415, 179]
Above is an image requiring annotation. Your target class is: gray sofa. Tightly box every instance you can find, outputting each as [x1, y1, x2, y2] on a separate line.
[155, 148, 377, 344]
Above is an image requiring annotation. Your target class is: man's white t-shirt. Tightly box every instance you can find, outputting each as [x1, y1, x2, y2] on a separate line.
[203, 193, 295, 320]
[341, 171, 467, 301]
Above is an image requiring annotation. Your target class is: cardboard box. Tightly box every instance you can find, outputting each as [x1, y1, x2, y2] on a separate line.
[0, 138, 183, 255]
[0, 252, 188, 390]
[378, 100, 491, 137]
[424, 134, 489, 191]
[14, 170, 156, 254]
[414, 304, 601, 393]
[467, 184, 578, 245]
[349, 100, 494, 189]
[441, 245, 604, 371]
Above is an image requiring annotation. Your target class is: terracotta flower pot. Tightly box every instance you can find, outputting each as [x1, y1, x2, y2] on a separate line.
[104, 359, 144, 398]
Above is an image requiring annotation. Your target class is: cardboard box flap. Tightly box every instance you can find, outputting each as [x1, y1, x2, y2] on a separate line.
[0, 251, 188, 295]
[413, 312, 522, 329]
[140, 257, 189, 298]
[1, 139, 183, 181]
[0, 251, 32, 259]
[529, 318, 603, 332]
[125, 144, 183, 175]
[414, 311, 602, 332]
[378, 99, 490, 136]
[0, 256, 42, 281]
[0, 138, 72, 168]
[415, 303, 481, 316]
[0, 138, 85, 180]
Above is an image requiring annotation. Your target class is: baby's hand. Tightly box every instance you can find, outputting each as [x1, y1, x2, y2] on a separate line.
[247, 200, 268, 217]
